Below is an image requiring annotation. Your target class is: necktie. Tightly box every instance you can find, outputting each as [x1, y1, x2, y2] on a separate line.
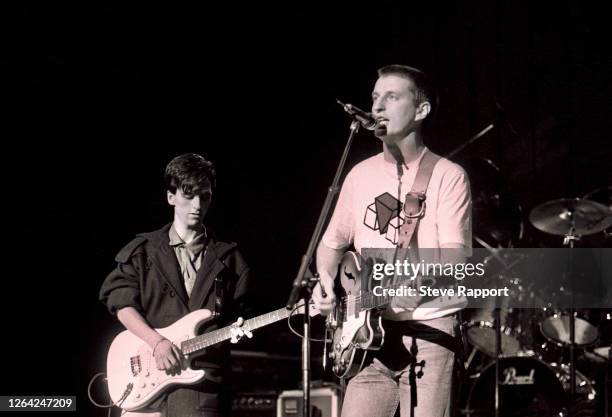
[178, 235, 206, 297]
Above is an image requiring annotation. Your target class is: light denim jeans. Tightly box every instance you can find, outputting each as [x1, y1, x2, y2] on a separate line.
[340, 317, 457, 417]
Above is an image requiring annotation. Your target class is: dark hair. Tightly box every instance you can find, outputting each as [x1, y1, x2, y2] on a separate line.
[377, 65, 439, 127]
[164, 153, 216, 196]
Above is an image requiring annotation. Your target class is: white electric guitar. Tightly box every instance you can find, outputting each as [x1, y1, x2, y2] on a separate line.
[106, 302, 318, 411]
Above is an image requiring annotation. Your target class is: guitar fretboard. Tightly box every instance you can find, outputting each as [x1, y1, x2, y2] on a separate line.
[180, 308, 292, 356]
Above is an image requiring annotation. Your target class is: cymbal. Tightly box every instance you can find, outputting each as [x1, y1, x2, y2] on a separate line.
[529, 198, 612, 236]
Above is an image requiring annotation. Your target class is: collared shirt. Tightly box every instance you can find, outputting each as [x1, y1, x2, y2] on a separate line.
[168, 225, 207, 297]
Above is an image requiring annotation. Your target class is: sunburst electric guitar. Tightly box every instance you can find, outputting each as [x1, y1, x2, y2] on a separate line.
[106, 302, 318, 411]
[327, 251, 467, 378]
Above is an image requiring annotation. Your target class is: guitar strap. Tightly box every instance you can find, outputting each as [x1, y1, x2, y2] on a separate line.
[397, 149, 441, 255]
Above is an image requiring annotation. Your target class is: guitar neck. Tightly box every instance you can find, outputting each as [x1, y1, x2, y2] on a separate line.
[180, 307, 291, 356]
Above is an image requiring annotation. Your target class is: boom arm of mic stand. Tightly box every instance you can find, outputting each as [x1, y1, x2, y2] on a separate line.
[286, 119, 361, 310]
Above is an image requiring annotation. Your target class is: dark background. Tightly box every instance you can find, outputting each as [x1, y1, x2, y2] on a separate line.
[3, 2, 611, 416]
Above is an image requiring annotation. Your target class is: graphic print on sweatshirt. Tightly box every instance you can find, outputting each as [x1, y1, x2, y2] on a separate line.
[363, 192, 406, 245]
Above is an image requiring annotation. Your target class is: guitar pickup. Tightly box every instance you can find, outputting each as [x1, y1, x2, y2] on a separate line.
[130, 355, 142, 376]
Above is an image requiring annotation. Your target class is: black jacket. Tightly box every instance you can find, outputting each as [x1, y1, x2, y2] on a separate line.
[100, 223, 252, 372]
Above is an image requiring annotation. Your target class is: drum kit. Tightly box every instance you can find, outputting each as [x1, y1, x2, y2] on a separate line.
[460, 159, 612, 416]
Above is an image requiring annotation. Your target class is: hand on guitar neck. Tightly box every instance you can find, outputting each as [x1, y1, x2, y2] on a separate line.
[313, 243, 344, 316]
[147, 316, 253, 372]
[229, 317, 254, 343]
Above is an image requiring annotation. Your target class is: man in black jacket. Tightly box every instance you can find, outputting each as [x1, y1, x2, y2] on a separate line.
[100, 153, 252, 417]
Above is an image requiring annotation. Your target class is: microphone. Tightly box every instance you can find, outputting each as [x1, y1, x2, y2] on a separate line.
[336, 99, 378, 130]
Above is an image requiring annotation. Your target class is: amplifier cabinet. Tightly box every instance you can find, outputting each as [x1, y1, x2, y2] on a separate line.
[277, 387, 341, 417]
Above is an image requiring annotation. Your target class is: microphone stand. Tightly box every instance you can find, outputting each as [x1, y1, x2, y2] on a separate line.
[286, 118, 362, 417]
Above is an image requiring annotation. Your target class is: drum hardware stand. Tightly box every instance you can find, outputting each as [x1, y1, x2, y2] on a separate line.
[449, 121, 517, 415]
[606, 351, 611, 417]
[457, 311, 476, 372]
[528, 196, 612, 410]
[464, 346, 478, 371]
[564, 221, 580, 401]
[494, 308, 502, 417]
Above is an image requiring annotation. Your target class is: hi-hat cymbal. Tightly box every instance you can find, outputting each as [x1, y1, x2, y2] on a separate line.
[529, 198, 612, 236]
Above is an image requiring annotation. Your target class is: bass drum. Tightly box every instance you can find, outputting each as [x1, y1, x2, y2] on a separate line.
[465, 357, 565, 417]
